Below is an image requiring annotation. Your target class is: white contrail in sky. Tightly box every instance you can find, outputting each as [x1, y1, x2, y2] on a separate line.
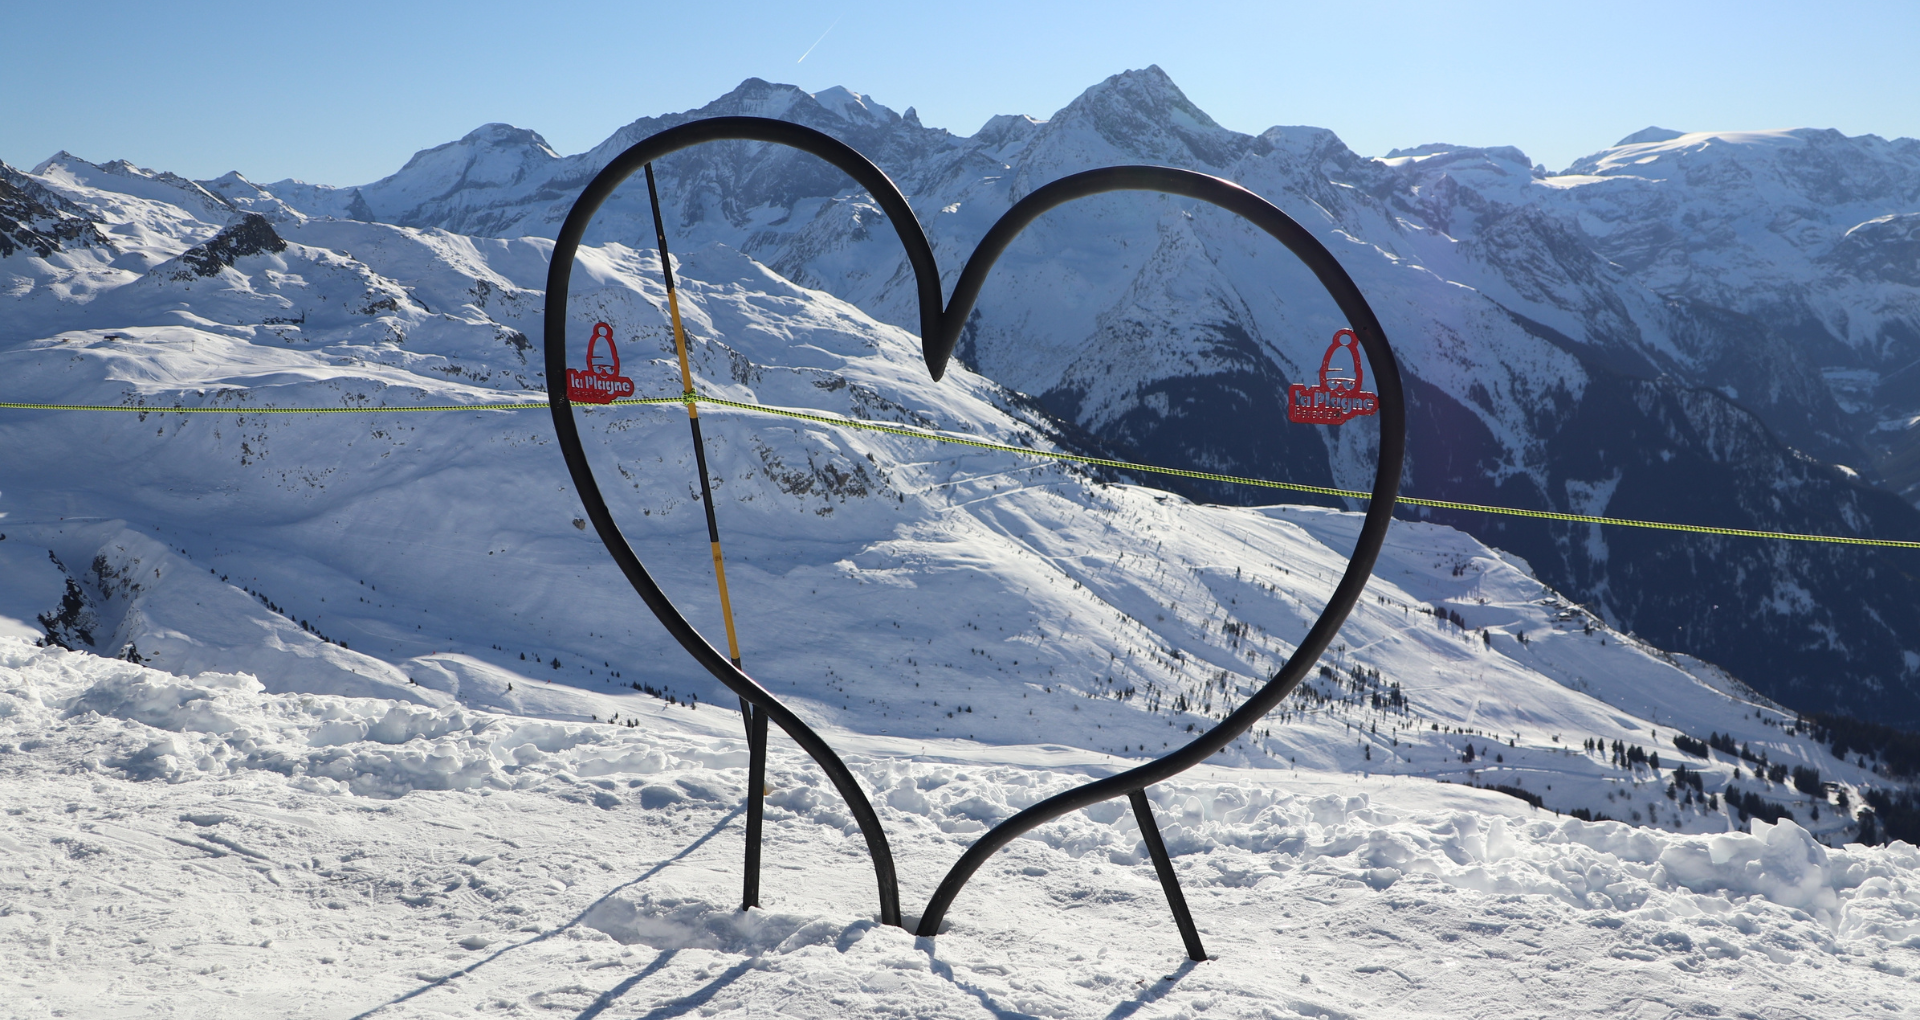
[797, 15, 844, 63]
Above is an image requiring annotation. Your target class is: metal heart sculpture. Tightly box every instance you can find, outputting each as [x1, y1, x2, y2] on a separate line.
[543, 117, 1405, 959]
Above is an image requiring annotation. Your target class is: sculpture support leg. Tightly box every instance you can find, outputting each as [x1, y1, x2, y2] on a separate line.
[1130, 788, 1206, 961]
[742, 703, 769, 910]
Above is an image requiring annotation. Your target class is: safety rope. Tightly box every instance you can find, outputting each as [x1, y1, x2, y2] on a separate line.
[4, 394, 1917, 550]
[0, 399, 570, 413]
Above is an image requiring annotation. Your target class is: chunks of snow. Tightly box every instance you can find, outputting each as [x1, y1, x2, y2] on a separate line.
[5, 637, 1919, 1016]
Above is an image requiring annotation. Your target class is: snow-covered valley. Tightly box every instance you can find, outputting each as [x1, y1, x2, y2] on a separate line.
[76, 66, 1917, 728]
[3, 77, 1920, 1017]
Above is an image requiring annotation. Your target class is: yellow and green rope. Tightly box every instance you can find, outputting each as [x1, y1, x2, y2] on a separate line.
[4, 394, 1915, 550]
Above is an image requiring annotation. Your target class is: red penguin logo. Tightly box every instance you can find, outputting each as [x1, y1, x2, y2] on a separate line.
[566, 322, 636, 404]
[1287, 329, 1379, 425]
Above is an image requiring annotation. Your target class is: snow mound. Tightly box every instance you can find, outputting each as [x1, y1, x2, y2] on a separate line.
[3, 637, 652, 798]
[7, 638, 1920, 1016]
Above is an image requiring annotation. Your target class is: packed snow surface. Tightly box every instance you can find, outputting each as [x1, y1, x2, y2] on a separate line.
[5, 639, 1920, 1019]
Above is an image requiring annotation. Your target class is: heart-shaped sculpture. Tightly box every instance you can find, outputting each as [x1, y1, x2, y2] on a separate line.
[543, 117, 1405, 955]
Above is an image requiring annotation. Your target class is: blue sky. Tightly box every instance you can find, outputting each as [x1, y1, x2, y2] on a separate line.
[7, 1, 1916, 186]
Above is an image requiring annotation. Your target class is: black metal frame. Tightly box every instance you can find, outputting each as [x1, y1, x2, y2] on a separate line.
[909, 166, 1404, 955]
[542, 117, 945, 928]
[543, 121, 1405, 960]
[1130, 788, 1207, 961]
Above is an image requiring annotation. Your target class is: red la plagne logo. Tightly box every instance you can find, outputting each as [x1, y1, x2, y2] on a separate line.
[1287, 329, 1378, 425]
[567, 322, 635, 404]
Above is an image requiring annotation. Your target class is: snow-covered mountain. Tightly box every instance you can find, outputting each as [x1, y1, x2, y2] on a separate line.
[6, 91, 1920, 1017]
[194, 68, 1920, 728]
[0, 133, 1905, 840]
[1550, 127, 1920, 495]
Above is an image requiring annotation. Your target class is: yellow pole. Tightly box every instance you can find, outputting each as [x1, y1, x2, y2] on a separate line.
[644, 163, 743, 669]
[644, 165, 767, 912]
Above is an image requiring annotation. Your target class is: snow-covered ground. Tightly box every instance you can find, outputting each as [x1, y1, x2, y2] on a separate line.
[6, 638, 1920, 1019]
[5, 108, 1920, 1017]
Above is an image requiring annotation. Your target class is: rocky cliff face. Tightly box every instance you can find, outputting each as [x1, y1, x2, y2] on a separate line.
[1, 162, 113, 259]
[1551, 128, 1920, 503]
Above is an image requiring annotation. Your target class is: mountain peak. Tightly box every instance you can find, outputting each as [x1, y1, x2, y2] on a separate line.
[31, 150, 81, 176]
[1383, 142, 1534, 168]
[360, 122, 564, 222]
[1616, 126, 1688, 147]
[1070, 65, 1220, 127]
[199, 171, 307, 224]
[1044, 65, 1248, 169]
[163, 213, 287, 279]
[457, 123, 559, 155]
[696, 79, 907, 129]
[705, 77, 815, 121]
[0, 159, 113, 259]
[811, 85, 899, 126]
[26, 152, 237, 223]
[1089, 65, 1192, 104]
[974, 113, 1046, 153]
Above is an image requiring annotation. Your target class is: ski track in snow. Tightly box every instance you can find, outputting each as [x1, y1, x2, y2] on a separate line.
[5, 639, 1920, 1019]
